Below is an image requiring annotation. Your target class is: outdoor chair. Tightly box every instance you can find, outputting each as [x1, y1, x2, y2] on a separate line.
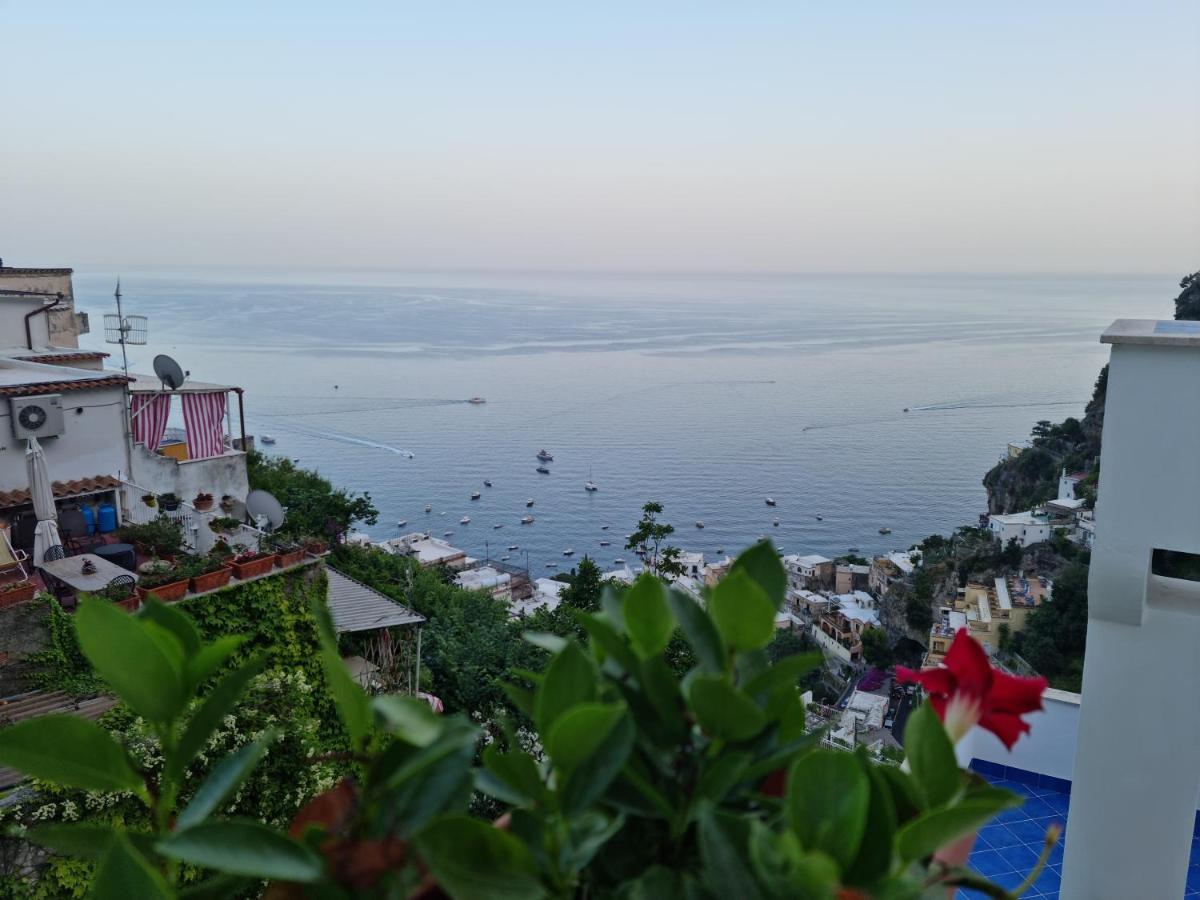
[58, 508, 97, 554]
[0, 529, 28, 580]
[105, 574, 136, 601]
[41, 544, 67, 563]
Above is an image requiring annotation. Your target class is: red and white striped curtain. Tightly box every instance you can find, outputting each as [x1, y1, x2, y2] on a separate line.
[130, 393, 172, 451]
[181, 392, 228, 460]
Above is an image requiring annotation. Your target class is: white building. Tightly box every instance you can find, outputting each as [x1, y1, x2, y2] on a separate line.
[782, 553, 833, 590]
[380, 533, 472, 570]
[509, 577, 566, 618]
[455, 565, 513, 601]
[987, 510, 1052, 547]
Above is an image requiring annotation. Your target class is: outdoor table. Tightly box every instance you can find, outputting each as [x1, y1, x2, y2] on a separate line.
[94, 542, 137, 571]
[39, 554, 138, 594]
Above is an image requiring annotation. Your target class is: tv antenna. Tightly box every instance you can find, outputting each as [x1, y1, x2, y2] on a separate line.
[245, 489, 287, 533]
[152, 354, 188, 391]
[103, 279, 147, 378]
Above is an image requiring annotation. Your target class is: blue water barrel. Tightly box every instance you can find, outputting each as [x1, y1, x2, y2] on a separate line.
[81, 505, 96, 534]
[96, 504, 118, 533]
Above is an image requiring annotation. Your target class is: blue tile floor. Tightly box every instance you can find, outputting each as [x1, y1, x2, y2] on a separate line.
[964, 771, 1200, 898]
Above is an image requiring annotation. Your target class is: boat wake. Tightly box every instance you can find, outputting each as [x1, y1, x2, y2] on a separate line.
[267, 422, 416, 457]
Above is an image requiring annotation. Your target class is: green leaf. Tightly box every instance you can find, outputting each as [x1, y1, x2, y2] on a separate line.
[374, 719, 479, 832]
[742, 652, 822, 698]
[167, 655, 265, 787]
[636, 656, 685, 739]
[787, 749, 870, 870]
[876, 764, 922, 824]
[576, 611, 639, 674]
[176, 735, 274, 831]
[695, 752, 751, 804]
[904, 703, 961, 808]
[481, 744, 545, 805]
[544, 702, 626, 778]
[746, 822, 840, 900]
[697, 810, 766, 900]
[91, 832, 171, 900]
[310, 594, 371, 747]
[0, 715, 143, 795]
[416, 816, 545, 900]
[687, 675, 767, 742]
[562, 811, 625, 872]
[558, 710, 634, 815]
[667, 588, 726, 672]
[730, 541, 788, 608]
[500, 681, 535, 717]
[188, 636, 247, 688]
[843, 755, 897, 886]
[373, 695, 445, 747]
[178, 875, 256, 899]
[533, 642, 597, 733]
[522, 631, 568, 654]
[621, 574, 673, 659]
[707, 570, 776, 652]
[896, 801, 1018, 862]
[25, 824, 117, 860]
[138, 597, 201, 657]
[76, 598, 186, 725]
[159, 820, 324, 882]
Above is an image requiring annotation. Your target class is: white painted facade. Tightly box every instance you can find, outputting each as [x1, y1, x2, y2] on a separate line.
[988, 510, 1052, 547]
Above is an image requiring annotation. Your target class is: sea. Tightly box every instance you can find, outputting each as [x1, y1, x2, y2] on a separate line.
[73, 270, 1172, 574]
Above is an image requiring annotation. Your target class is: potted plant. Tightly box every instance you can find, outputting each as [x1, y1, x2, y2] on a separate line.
[301, 535, 329, 556]
[182, 552, 233, 594]
[141, 493, 157, 509]
[158, 492, 181, 512]
[117, 517, 185, 560]
[193, 492, 214, 512]
[207, 516, 243, 536]
[230, 547, 277, 580]
[0, 579, 38, 608]
[219, 494, 236, 513]
[273, 536, 305, 568]
[96, 579, 143, 612]
[138, 559, 191, 602]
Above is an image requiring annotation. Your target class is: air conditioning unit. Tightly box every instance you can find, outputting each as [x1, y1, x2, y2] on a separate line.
[11, 395, 65, 440]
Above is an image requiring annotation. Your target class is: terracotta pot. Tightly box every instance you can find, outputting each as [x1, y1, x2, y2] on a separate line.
[146, 578, 190, 602]
[0, 582, 37, 608]
[190, 566, 233, 593]
[276, 548, 305, 568]
[232, 555, 276, 579]
[117, 590, 143, 613]
[193, 498, 214, 511]
[304, 540, 329, 556]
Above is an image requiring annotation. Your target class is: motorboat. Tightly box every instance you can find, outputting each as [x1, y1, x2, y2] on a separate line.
[765, 497, 777, 506]
[563, 548, 575, 556]
[585, 480, 599, 492]
[537, 449, 554, 461]
[493, 523, 504, 529]
[470, 491, 481, 500]
[396, 520, 407, 528]
[507, 544, 519, 551]
[443, 530, 454, 537]
[484, 479, 493, 487]
[500, 555, 510, 561]
[526, 498, 535, 507]
[879, 527, 892, 535]
[425, 505, 432, 513]
[599, 540, 611, 547]
[521, 515, 535, 524]
[613, 557, 625, 564]
[460, 516, 471, 524]
[545, 562, 557, 568]
[816, 515, 823, 521]
[773, 518, 780, 527]
[260, 435, 276, 445]
[468, 397, 486, 404]
[536, 466, 550, 474]
[600, 525, 610, 530]
[695, 521, 704, 529]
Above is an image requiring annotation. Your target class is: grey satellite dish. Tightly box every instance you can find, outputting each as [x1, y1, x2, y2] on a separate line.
[246, 489, 286, 532]
[153, 354, 187, 390]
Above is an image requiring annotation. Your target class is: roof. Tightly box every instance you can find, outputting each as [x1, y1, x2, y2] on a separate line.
[0, 475, 121, 510]
[994, 577, 1012, 610]
[0, 357, 131, 396]
[886, 551, 917, 574]
[534, 578, 568, 599]
[1102, 318, 1200, 348]
[456, 566, 512, 591]
[989, 511, 1048, 526]
[127, 372, 241, 394]
[839, 564, 870, 575]
[0, 267, 73, 277]
[7, 349, 108, 364]
[325, 567, 424, 633]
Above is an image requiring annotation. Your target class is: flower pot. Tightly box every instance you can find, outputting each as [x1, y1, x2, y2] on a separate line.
[116, 590, 144, 613]
[193, 498, 214, 512]
[190, 566, 233, 593]
[232, 555, 276, 579]
[146, 578, 190, 602]
[304, 540, 329, 556]
[0, 582, 37, 608]
[276, 548, 305, 568]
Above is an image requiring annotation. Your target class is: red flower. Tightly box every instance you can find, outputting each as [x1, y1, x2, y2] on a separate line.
[897, 629, 1047, 749]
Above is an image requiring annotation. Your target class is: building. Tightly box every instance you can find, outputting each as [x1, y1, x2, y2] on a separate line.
[1006, 439, 1033, 459]
[455, 565, 513, 601]
[702, 556, 732, 587]
[869, 550, 917, 597]
[380, 533, 472, 570]
[509, 577, 566, 618]
[834, 563, 870, 594]
[811, 592, 880, 666]
[782, 553, 833, 591]
[987, 510, 1052, 547]
[0, 263, 89, 350]
[929, 577, 1050, 657]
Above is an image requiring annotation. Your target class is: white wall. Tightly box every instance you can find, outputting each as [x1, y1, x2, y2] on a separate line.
[810, 624, 853, 665]
[955, 688, 1081, 781]
[128, 442, 249, 506]
[0, 385, 129, 494]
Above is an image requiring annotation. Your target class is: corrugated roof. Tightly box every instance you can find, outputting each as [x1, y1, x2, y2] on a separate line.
[0, 475, 121, 510]
[326, 567, 424, 634]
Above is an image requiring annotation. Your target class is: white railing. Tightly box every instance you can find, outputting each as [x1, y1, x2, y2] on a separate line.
[118, 482, 264, 556]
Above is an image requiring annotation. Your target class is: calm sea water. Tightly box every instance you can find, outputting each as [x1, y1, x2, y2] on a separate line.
[73, 270, 1171, 572]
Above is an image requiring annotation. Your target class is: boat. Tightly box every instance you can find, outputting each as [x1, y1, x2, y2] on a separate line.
[292, 457, 301, 463]
[773, 518, 780, 527]
[536, 466, 550, 474]
[493, 523, 504, 529]
[903, 407, 910, 412]
[460, 516, 471, 524]
[716, 548, 725, 554]
[600, 525, 610, 530]
[537, 449, 554, 461]
[613, 557, 625, 564]
[815, 515, 823, 521]
[507, 544, 519, 551]
[260, 435, 276, 445]
[484, 479, 492, 487]
[500, 555, 510, 561]
[879, 527, 892, 535]
[765, 497, 777, 506]
[526, 498, 535, 507]
[396, 520, 407, 527]
[468, 397, 486, 404]
[695, 521, 704, 529]
[521, 515, 534, 524]
[546, 562, 557, 568]
[848, 547, 860, 553]
[425, 505, 432, 513]
[470, 491, 481, 500]
[563, 548, 574, 556]
[599, 540, 611, 547]
[443, 530, 454, 537]
[585, 467, 598, 492]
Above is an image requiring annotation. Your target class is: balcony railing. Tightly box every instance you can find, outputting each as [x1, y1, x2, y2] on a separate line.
[118, 482, 264, 555]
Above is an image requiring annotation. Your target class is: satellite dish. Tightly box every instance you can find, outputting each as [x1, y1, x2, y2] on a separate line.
[246, 489, 286, 532]
[153, 354, 187, 390]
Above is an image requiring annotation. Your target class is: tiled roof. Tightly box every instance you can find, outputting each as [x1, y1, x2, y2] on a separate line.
[12, 351, 109, 363]
[0, 375, 131, 397]
[0, 475, 121, 510]
[0, 268, 73, 276]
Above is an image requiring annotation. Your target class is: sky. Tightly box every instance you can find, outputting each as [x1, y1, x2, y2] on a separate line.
[1, 1, 1197, 274]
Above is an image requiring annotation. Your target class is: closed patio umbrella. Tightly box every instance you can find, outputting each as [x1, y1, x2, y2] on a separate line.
[26, 437, 62, 567]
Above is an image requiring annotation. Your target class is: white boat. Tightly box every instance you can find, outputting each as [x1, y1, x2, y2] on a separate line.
[468, 397, 486, 404]
[507, 545, 519, 550]
[537, 449, 554, 461]
[526, 498, 535, 507]
[600, 540, 611, 547]
[600, 525, 610, 530]
[695, 521, 704, 529]
[425, 505, 432, 513]
[443, 530, 454, 537]
[773, 518, 780, 527]
[292, 457, 301, 463]
[613, 557, 625, 564]
[585, 481, 599, 492]
[500, 555, 510, 561]
[493, 523, 503, 529]
[765, 497, 777, 506]
[521, 515, 534, 524]
[260, 435, 276, 445]
[545, 562, 557, 568]
[470, 492, 481, 500]
[484, 479, 493, 487]
[397, 520, 407, 527]
[563, 548, 575, 556]
[879, 527, 892, 535]
[460, 516, 471, 524]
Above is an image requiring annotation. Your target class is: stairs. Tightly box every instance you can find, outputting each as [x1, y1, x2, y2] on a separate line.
[0, 690, 118, 789]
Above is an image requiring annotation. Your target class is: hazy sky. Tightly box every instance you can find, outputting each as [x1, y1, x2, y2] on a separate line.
[2, 1, 1197, 273]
